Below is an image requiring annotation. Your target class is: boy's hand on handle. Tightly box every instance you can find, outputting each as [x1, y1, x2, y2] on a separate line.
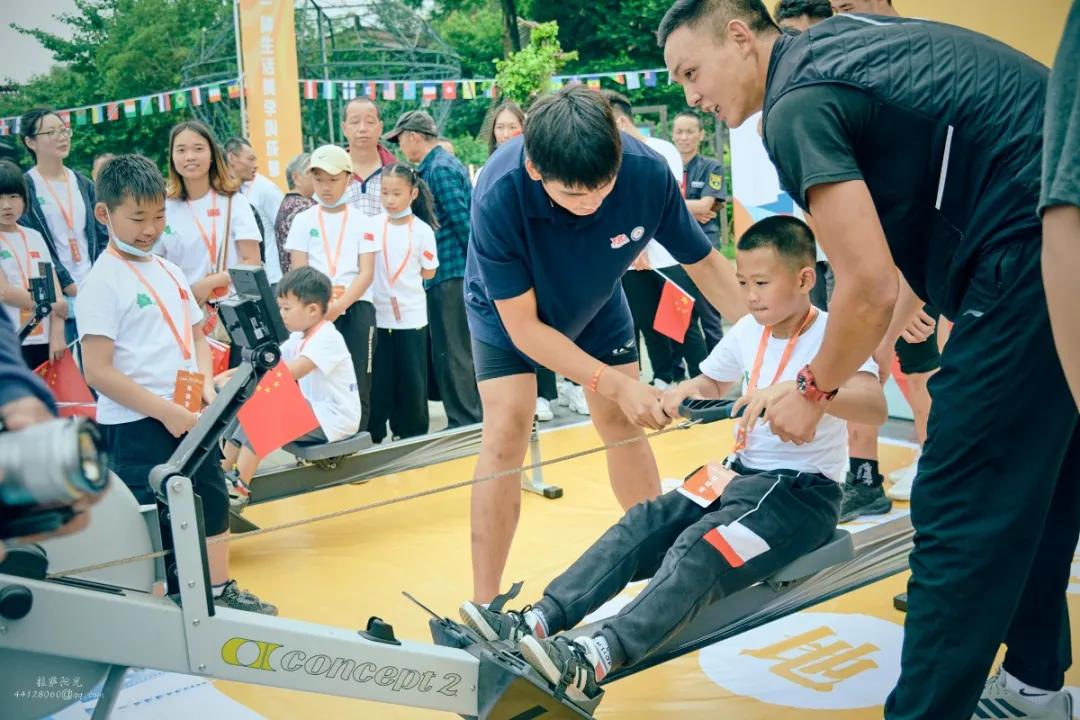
[732, 380, 795, 434]
[661, 383, 694, 420]
[160, 401, 198, 438]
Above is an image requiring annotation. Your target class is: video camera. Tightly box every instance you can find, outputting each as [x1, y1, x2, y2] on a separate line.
[18, 262, 57, 342]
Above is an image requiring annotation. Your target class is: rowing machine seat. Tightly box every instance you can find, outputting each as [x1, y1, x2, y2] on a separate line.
[285, 432, 373, 461]
[766, 529, 854, 584]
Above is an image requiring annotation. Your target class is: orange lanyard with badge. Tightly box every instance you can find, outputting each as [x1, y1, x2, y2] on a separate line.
[40, 171, 82, 264]
[1, 229, 45, 337]
[298, 320, 326, 355]
[382, 215, 413, 323]
[187, 193, 228, 301]
[733, 307, 818, 453]
[318, 206, 349, 301]
[108, 247, 203, 412]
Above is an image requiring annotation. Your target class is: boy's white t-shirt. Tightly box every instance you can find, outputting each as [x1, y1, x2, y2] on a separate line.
[77, 252, 202, 425]
[643, 137, 683, 270]
[0, 226, 53, 346]
[242, 174, 285, 284]
[698, 309, 878, 482]
[158, 190, 262, 287]
[284, 205, 380, 303]
[369, 213, 439, 329]
[281, 322, 362, 441]
[29, 167, 92, 286]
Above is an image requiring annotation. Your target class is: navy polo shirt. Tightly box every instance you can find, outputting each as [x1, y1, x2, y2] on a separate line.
[464, 132, 713, 359]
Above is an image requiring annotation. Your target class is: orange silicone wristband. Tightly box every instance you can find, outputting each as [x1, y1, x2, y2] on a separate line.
[588, 364, 608, 393]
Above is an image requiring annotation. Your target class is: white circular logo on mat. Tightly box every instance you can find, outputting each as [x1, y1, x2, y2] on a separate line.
[698, 612, 902, 710]
[630, 226, 645, 241]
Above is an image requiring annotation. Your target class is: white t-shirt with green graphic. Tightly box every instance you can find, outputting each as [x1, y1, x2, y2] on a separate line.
[77, 251, 202, 425]
[284, 205, 380, 303]
[156, 190, 262, 288]
[0, 226, 53, 346]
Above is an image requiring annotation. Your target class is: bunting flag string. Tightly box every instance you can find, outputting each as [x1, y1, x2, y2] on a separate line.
[0, 67, 672, 135]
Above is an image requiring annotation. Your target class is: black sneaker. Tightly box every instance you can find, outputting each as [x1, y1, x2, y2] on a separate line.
[839, 476, 893, 523]
[459, 582, 546, 642]
[518, 635, 607, 703]
[214, 580, 278, 615]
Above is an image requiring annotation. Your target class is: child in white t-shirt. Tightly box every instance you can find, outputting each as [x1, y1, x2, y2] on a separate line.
[0, 160, 67, 369]
[285, 144, 379, 432]
[458, 216, 886, 701]
[367, 163, 440, 444]
[156, 121, 262, 368]
[222, 266, 362, 503]
[78, 154, 276, 615]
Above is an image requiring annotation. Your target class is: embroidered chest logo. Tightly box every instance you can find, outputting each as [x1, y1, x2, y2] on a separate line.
[0, 250, 11, 260]
[742, 626, 879, 692]
[610, 233, 630, 249]
[310, 228, 320, 238]
[136, 292, 154, 309]
[630, 226, 645, 242]
[163, 225, 174, 235]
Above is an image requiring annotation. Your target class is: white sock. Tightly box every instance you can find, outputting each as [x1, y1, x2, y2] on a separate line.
[582, 635, 612, 680]
[1003, 669, 1056, 706]
[523, 608, 549, 638]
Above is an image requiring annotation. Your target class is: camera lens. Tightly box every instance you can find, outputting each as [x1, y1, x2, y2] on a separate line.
[0, 418, 109, 508]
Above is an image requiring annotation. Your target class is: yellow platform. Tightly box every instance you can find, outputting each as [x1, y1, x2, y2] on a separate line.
[217, 420, 1080, 719]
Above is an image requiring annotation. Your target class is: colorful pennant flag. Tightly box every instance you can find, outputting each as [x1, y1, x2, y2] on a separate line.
[74, 108, 87, 126]
[158, 93, 172, 113]
[91, 105, 104, 124]
[383, 81, 396, 100]
[550, 78, 564, 92]
[58, 110, 71, 126]
[173, 91, 188, 109]
[586, 78, 601, 90]
[403, 81, 417, 100]
[365, 81, 377, 100]
[123, 99, 137, 118]
[191, 86, 203, 106]
[644, 71, 657, 87]
[653, 277, 695, 343]
[0, 121, 8, 136]
[461, 80, 475, 100]
[322, 80, 335, 100]
[227, 83, 241, 99]
[626, 72, 641, 90]
[615, 73, 626, 85]
[303, 80, 317, 100]
[106, 103, 119, 121]
[208, 85, 222, 103]
[421, 84, 437, 102]
[139, 96, 153, 116]
[441, 81, 457, 100]
[340, 80, 353, 100]
[237, 361, 320, 458]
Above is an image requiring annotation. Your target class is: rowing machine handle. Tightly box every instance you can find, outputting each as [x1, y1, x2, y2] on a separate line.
[678, 398, 745, 424]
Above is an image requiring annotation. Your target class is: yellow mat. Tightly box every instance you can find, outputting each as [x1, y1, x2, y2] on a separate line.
[217, 421, 1080, 719]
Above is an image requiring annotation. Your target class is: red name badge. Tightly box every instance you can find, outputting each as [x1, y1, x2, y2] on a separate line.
[68, 237, 82, 264]
[391, 296, 402, 323]
[207, 208, 221, 217]
[677, 461, 736, 508]
[173, 370, 205, 413]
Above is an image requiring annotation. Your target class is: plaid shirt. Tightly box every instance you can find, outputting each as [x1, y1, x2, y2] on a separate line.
[418, 146, 472, 288]
[346, 144, 398, 216]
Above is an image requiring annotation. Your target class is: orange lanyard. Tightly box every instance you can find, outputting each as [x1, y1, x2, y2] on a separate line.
[298, 320, 326, 354]
[734, 307, 818, 452]
[0, 228, 33, 287]
[187, 192, 219, 265]
[382, 215, 414, 289]
[40, 170, 77, 237]
[317, 206, 350, 280]
[108, 247, 193, 360]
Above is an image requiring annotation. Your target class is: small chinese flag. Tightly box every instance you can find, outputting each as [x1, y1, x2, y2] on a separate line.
[237, 361, 320, 458]
[206, 337, 230, 377]
[441, 81, 457, 100]
[653, 279, 695, 343]
[34, 351, 96, 420]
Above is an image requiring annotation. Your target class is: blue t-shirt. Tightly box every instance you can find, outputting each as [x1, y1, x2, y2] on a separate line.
[465, 132, 713, 355]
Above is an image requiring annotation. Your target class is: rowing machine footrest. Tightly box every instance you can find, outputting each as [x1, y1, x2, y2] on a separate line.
[430, 616, 482, 649]
[470, 641, 602, 720]
[285, 431, 372, 461]
[767, 529, 854, 584]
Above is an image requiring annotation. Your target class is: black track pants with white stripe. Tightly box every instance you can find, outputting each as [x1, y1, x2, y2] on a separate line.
[540, 469, 841, 669]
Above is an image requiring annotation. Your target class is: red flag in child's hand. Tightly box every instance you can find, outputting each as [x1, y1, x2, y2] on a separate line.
[653, 279, 695, 343]
[34, 351, 96, 420]
[206, 337, 230, 377]
[237, 361, 320, 458]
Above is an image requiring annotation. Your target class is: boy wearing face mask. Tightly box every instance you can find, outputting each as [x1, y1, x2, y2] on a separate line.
[285, 145, 379, 430]
[77, 154, 276, 614]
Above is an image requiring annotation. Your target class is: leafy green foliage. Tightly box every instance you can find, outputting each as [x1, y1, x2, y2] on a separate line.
[494, 22, 577, 105]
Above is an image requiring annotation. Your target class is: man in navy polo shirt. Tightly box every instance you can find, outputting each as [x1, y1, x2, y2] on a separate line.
[465, 85, 745, 602]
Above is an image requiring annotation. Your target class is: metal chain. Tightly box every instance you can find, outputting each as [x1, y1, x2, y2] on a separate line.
[46, 420, 699, 580]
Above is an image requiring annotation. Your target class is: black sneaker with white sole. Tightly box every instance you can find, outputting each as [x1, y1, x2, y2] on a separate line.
[518, 635, 607, 704]
[214, 580, 278, 615]
[839, 476, 892, 523]
[458, 581, 546, 642]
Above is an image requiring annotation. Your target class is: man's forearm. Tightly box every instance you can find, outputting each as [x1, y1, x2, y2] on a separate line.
[685, 197, 714, 214]
[811, 273, 896, 392]
[506, 319, 617, 388]
[880, 271, 923, 348]
[1043, 204, 1080, 409]
[683, 250, 746, 321]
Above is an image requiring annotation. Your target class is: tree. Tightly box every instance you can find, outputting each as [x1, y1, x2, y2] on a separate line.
[0, 0, 232, 174]
[495, 21, 578, 105]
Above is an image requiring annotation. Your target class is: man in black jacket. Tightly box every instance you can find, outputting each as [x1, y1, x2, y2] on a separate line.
[661, 2, 1076, 718]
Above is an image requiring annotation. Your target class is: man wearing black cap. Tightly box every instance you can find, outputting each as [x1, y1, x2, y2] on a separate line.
[385, 111, 482, 428]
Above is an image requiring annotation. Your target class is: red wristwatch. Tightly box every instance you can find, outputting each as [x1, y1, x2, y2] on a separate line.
[796, 364, 838, 404]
